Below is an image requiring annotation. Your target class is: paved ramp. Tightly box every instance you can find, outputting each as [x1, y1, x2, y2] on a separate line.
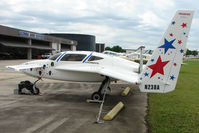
[0, 60, 148, 133]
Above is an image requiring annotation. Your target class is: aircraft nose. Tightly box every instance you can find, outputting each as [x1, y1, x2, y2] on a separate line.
[38, 61, 54, 77]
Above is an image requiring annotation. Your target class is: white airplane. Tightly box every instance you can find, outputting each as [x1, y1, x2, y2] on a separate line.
[103, 50, 126, 56]
[6, 10, 194, 100]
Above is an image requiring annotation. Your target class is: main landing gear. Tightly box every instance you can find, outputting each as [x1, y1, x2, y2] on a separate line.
[18, 78, 41, 95]
[91, 76, 111, 101]
[90, 76, 111, 123]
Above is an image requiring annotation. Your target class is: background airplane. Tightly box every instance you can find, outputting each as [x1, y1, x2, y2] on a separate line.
[6, 10, 194, 100]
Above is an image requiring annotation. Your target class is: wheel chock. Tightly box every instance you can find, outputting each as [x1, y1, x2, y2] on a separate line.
[103, 101, 124, 120]
[121, 87, 130, 96]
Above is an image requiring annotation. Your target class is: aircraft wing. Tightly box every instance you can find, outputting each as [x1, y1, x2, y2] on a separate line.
[55, 64, 101, 73]
[55, 64, 139, 83]
[6, 64, 43, 71]
[99, 68, 139, 83]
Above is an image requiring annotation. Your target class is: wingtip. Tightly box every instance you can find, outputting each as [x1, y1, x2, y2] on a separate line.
[6, 66, 19, 71]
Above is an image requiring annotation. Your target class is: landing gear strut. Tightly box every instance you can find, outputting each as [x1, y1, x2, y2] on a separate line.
[91, 76, 111, 100]
[18, 78, 41, 95]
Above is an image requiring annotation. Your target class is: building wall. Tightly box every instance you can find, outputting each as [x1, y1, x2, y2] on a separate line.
[125, 49, 136, 54]
[96, 43, 105, 53]
[48, 34, 95, 51]
[0, 25, 77, 59]
[51, 42, 61, 52]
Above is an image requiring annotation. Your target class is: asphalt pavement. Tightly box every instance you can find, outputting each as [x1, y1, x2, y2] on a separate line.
[0, 60, 147, 133]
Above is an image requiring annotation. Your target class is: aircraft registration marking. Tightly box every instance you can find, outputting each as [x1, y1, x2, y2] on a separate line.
[145, 85, 160, 90]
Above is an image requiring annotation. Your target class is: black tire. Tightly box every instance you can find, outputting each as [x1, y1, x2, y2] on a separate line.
[33, 87, 40, 95]
[91, 92, 103, 100]
[108, 86, 111, 90]
[24, 80, 31, 85]
[18, 87, 23, 94]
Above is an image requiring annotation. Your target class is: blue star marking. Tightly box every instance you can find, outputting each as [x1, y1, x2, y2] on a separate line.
[170, 75, 175, 80]
[183, 32, 186, 35]
[172, 21, 175, 25]
[180, 49, 184, 53]
[151, 59, 154, 62]
[144, 72, 149, 77]
[159, 38, 176, 54]
[140, 77, 142, 80]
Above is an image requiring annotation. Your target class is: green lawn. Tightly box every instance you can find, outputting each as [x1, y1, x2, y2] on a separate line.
[147, 60, 199, 133]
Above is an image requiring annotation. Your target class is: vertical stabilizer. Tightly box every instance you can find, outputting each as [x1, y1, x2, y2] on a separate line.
[139, 10, 194, 93]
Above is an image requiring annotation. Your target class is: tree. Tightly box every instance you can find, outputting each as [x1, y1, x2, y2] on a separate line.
[192, 50, 198, 56]
[186, 49, 192, 55]
[186, 49, 198, 56]
[105, 45, 126, 52]
[112, 46, 123, 52]
[105, 46, 111, 51]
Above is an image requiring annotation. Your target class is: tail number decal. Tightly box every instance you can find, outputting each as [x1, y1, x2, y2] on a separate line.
[145, 85, 160, 90]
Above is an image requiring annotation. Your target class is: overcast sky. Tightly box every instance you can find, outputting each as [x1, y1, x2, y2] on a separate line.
[0, 0, 198, 50]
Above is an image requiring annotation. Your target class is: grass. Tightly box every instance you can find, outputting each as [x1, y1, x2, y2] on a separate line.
[147, 60, 199, 133]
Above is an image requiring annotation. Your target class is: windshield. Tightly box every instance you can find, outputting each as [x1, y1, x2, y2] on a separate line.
[61, 54, 87, 61]
[49, 53, 62, 60]
[88, 56, 103, 61]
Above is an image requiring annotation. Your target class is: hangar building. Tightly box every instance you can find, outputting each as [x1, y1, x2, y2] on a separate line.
[0, 25, 77, 59]
[46, 34, 95, 51]
[95, 43, 105, 53]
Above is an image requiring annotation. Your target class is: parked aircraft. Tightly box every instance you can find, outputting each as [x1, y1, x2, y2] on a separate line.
[103, 50, 126, 56]
[126, 50, 152, 62]
[6, 10, 194, 100]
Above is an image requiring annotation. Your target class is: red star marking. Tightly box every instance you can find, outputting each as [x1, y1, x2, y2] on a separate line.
[173, 63, 177, 66]
[181, 23, 187, 28]
[148, 56, 169, 78]
[178, 40, 182, 44]
[169, 33, 173, 37]
[158, 77, 160, 79]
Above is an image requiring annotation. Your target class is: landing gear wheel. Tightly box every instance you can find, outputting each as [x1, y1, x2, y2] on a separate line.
[17, 80, 41, 95]
[33, 87, 40, 95]
[108, 86, 111, 91]
[91, 92, 103, 101]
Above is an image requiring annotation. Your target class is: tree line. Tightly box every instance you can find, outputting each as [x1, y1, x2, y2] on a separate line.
[105, 45, 126, 52]
[105, 45, 198, 56]
[186, 49, 198, 56]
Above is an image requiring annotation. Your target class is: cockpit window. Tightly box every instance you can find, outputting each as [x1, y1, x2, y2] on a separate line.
[49, 53, 62, 60]
[61, 54, 87, 61]
[88, 56, 103, 61]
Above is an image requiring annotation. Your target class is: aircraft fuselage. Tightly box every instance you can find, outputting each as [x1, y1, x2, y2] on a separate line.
[22, 51, 140, 82]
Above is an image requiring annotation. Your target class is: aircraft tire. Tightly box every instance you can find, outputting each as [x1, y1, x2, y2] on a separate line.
[91, 92, 103, 100]
[33, 87, 40, 95]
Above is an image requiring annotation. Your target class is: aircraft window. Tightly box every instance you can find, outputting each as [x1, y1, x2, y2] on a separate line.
[49, 53, 62, 60]
[88, 56, 103, 61]
[61, 54, 87, 61]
